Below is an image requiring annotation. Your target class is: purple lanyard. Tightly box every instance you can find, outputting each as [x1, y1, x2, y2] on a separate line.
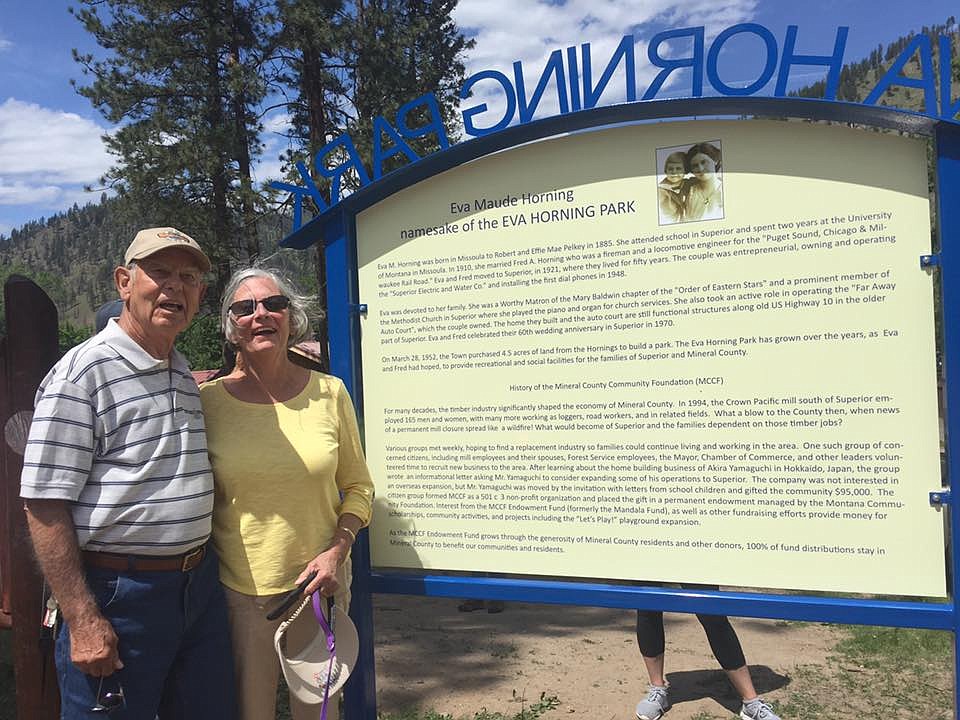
[312, 593, 336, 720]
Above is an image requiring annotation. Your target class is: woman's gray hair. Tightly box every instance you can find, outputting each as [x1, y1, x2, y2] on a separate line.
[220, 266, 321, 348]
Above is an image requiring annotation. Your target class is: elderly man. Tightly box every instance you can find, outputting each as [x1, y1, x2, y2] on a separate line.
[21, 228, 236, 719]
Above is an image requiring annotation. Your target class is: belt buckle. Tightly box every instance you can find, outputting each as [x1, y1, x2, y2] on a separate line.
[181, 546, 204, 572]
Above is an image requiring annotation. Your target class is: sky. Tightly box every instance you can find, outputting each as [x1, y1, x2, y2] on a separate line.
[0, 0, 956, 240]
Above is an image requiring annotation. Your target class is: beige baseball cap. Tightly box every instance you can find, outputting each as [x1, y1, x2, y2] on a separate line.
[124, 227, 211, 273]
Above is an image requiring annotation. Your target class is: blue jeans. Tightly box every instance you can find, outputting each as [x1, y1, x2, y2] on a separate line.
[56, 544, 237, 719]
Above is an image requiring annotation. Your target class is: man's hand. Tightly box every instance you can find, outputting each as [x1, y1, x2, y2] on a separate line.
[68, 610, 123, 676]
[24, 499, 123, 675]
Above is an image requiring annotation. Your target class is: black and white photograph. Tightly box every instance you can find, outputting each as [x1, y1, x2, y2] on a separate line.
[656, 140, 724, 225]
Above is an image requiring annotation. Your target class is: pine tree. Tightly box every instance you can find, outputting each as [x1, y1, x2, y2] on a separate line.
[271, 0, 472, 194]
[267, 0, 472, 361]
[71, 0, 269, 297]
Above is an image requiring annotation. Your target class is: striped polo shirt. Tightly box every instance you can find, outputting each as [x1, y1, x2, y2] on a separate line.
[20, 318, 213, 555]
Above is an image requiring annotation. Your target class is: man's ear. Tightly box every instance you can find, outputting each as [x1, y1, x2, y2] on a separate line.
[199, 283, 208, 303]
[115, 265, 132, 300]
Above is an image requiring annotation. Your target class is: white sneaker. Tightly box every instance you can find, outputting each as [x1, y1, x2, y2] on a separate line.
[635, 684, 670, 720]
[740, 697, 782, 720]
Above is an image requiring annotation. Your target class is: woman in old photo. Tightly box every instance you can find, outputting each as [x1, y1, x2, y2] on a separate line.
[684, 142, 723, 221]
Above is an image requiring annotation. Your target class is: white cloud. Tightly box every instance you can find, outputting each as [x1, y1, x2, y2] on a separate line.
[0, 179, 102, 217]
[0, 99, 113, 227]
[0, 179, 63, 206]
[0, 99, 113, 184]
[456, 0, 761, 72]
[254, 131, 293, 184]
[0, 33, 11, 53]
[59, 185, 109, 209]
[263, 111, 292, 135]
[253, 153, 287, 188]
[454, 0, 759, 120]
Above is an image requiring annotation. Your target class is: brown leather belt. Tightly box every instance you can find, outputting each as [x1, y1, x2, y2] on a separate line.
[82, 545, 206, 572]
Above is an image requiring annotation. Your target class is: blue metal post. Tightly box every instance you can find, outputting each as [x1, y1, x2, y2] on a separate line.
[368, 572, 953, 628]
[323, 210, 377, 720]
[935, 120, 960, 720]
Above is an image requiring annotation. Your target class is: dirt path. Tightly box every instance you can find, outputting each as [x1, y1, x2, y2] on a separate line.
[373, 595, 836, 719]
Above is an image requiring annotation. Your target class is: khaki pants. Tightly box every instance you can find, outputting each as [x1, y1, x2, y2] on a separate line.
[224, 557, 352, 720]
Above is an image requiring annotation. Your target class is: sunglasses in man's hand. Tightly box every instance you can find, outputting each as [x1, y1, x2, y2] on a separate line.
[91, 676, 124, 714]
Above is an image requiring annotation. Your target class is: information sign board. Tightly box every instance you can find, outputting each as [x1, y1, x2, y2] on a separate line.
[357, 119, 944, 597]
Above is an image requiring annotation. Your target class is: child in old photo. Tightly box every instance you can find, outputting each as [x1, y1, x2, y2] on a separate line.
[657, 151, 688, 225]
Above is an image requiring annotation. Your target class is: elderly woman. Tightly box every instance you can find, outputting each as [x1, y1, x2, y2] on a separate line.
[684, 141, 724, 221]
[199, 267, 374, 720]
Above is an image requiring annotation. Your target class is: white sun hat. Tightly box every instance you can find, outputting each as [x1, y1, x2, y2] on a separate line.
[274, 593, 359, 704]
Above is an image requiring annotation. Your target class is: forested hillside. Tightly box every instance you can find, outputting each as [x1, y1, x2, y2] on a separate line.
[2, 196, 142, 327]
[0, 194, 304, 329]
[793, 18, 958, 107]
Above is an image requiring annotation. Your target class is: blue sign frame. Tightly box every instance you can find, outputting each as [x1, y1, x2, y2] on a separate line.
[282, 97, 960, 719]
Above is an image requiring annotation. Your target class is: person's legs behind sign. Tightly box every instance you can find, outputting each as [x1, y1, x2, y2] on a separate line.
[635, 596, 782, 720]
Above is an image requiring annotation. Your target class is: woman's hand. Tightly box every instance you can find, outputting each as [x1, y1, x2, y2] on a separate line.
[296, 516, 362, 597]
[295, 548, 343, 597]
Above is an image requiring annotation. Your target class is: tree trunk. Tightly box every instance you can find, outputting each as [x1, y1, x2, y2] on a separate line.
[230, 0, 259, 261]
[303, 42, 331, 370]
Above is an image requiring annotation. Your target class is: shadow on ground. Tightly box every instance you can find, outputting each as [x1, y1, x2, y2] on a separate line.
[665, 665, 791, 714]
[373, 594, 797, 716]
[375, 595, 632, 709]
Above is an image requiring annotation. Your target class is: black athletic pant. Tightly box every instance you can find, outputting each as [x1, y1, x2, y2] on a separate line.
[636, 609, 746, 670]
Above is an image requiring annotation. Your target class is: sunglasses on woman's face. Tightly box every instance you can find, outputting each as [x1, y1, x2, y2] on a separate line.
[228, 294, 290, 317]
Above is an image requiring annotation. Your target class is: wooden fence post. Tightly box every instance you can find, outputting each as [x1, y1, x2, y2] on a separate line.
[2, 275, 60, 719]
